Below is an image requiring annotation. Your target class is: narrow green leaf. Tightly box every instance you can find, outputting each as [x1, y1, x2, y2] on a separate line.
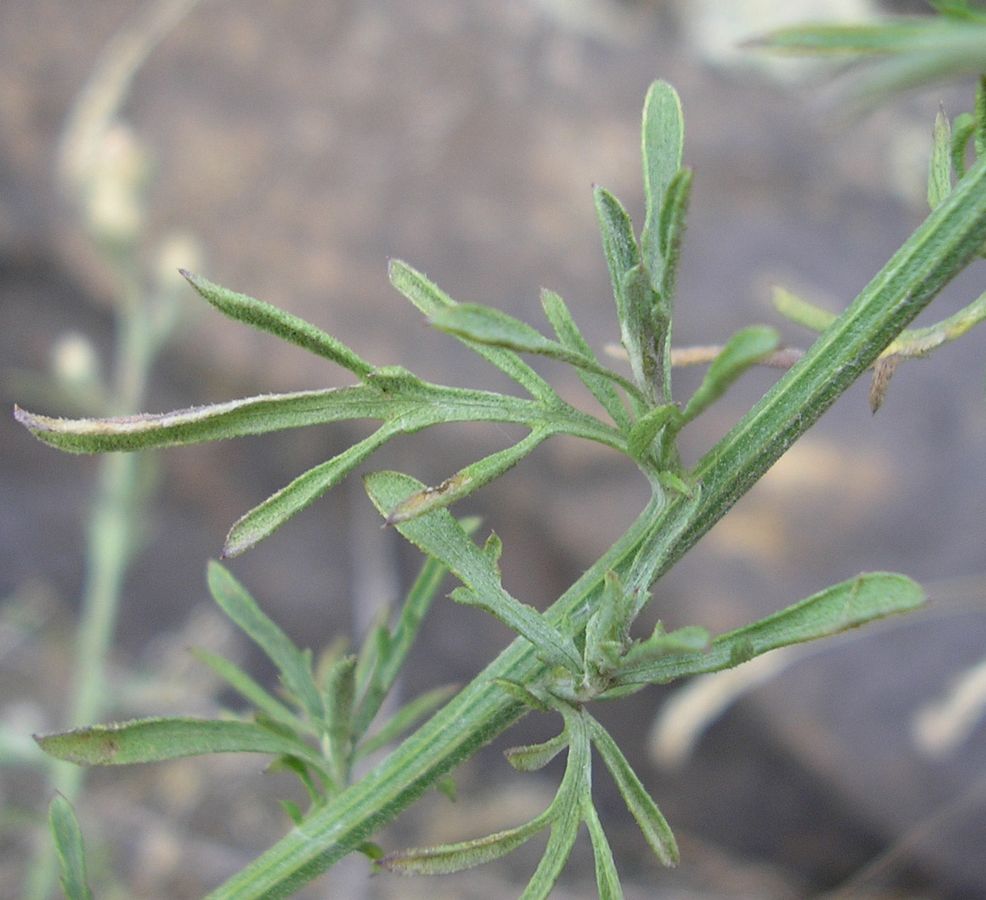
[540, 288, 631, 429]
[13, 387, 398, 454]
[388, 260, 557, 402]
[640, 81, 687, 292]
[207, 562, 324, 724]
[429, 305, 644, 402]
[357, 684, 459, 759]
[772, 286, 838, 333]
[612, 573, 925, 691]
[521, 789, 580, 900]
[364, 471, 582, 672]
[504, 730, 569, 772]
[364, 683, 441, 763]
[594, 187, 655, 400]
[627, 404, 679, 460]
[48, 794, 93, 900]
[582, 798, 623, 900]
[450, 586, 581, 673]
[680, 326, 780, 424]
[929, 109, 954, 210]
[181, 271, 374, 378]
[360, 554, 449, 726]
[381, 806, 554, 875]
[588, 717, 678, 867]
[324, 655, 357, 783]
[656, 167, 693, 304]
[622, 264, 666, 403]
[36, 717, 324, 769]
[352, 612, 389, 717]
[640, 80, 685, 287]
[951, 112, 976, 179]
[190, 647, 310, 735]
[223, 425, 397, 557]
[386, 429, 552, 525]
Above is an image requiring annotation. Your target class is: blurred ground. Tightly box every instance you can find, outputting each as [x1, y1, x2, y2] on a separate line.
[2, 0, 986, 897]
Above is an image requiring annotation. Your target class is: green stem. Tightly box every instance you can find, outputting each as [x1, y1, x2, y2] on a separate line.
[26, 264, 157, 900]
[209, 154, 986, 899]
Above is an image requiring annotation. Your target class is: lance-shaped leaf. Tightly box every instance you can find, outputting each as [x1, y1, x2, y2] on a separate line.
[388, 260, 557, 403]
[324, 654, 357, 785]
[976, 75, 986, 157]
[353, 551, 455, 736]
[640, 80, 685, 293]
[224, 424, 397, 557]
[772, 286, 838, 333]
[181, 270, 374, 378]
[622, 264, 667, 404]
[609, 572, 925, 692]
[36, 717, 325, 770]
[190, 647, 310, 735]
[207, 562, 324, 725]
[583, 797, 622, 900]
[381, 805, 555, 875]
[429, 305, 644, 402]
[679, 326, 780, 425]
[951, 112, 975, 178]
[48, 794, 93, 900]
[540, 288, 631, 430]
[504, 730, 569, 772]
[587, 716, 678, 867]
[13, 387, 399, 454]
[656, 167, 692, 305]
[386, 428, 553, 525]
[929, 109, 954, 210]
[594, 187, 657, 401]
[752, 17, 986, 103]
[521, 707, 591, 900]
[364, 471, 582, 672]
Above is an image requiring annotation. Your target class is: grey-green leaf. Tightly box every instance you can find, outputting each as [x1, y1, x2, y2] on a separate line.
[364, 471, 582, 672]
[541, 288, 631, 429]
[613, 573, 925, 690]
[582, 798, 623, 900]
[181, 270, 374, 379]
[641, 80, 685, 287]
[588, 717, 678, 867]
[13, 387, 400, 454]
[929, 109, 954, 210]
[594, 186, 641, 348]
[48, 794, 93, 900]
[388, 260, 557, 402]
[504, 730, 569, 772]
[380, 807, 554, 875]
[207, 562, 324, 724]
[190, 647, 310, 735]
[386, 429, 552, 525]
[680, 326, 780, 424]
[36, 717, 324, 769]
[430, 304, 642, 400]
[224, 425, 397, 556]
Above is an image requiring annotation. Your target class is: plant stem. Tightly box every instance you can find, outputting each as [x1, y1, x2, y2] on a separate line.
[210, 154, 986, 899]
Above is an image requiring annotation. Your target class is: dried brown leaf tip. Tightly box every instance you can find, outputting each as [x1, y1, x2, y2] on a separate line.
[869, 354, 901, 414]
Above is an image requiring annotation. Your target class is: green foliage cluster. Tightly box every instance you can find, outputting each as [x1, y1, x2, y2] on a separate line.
[15, 4, 986, 897]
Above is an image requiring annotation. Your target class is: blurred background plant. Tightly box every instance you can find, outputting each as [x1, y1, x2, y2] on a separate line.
[3, 1, 986, 897]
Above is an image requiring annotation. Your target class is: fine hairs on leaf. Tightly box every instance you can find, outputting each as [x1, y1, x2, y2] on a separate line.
[15, 15, 986, 897]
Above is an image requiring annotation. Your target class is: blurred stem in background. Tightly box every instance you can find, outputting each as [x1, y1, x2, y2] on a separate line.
[23, 2, 202, 897]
